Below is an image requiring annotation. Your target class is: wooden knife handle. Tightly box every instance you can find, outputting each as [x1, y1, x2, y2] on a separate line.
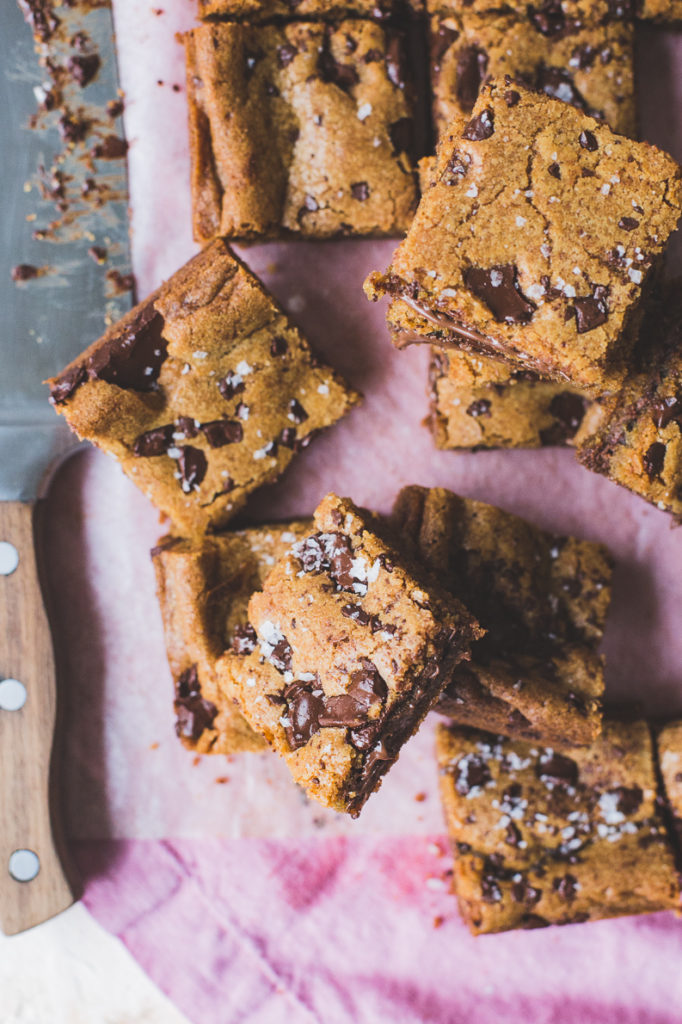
[0, 501, 75, 934]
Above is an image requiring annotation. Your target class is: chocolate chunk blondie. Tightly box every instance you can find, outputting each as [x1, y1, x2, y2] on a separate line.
[185, 20, 418, 243]
[436, 719, 680, 934]
[429, 348, 592, 449]
[429, 6, 635, 139]
[393, 486, 612, 745]
[152, 521, 311, 755]
[365, 80, 682, 396]
[577, 283, 682, 519]
[218, 493, 482, 816]
[198, 0, 423, 19]
[47, 240, 360, 535]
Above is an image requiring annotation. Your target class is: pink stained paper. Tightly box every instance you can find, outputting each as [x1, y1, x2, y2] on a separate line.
[35, 2, 682, 1018]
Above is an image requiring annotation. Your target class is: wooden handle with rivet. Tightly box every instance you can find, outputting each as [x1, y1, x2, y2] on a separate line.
[0, 501, 74, 934]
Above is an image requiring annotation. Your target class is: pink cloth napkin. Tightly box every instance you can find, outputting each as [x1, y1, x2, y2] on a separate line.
[38, 3, 682, 1020]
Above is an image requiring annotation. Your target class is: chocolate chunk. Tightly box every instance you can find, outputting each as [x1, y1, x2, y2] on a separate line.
[282, 682, 324, 750]
[652, 395, 682, 429]
[327, 533, 357, 591]
[67, 53, 101, 88]
[579, 130, 599, 152]
[572, 286, 609, 334]
[481, 874, 502, 904]
[536, 751, 578, 786]
[504, 89, 521, 107]
[85, 303, 168, 391]
[614, 785, 643, 815]
[278, 427, 297, 447]
[463, 264, 536, 324]
[269, 636, 294, 673]
[520, 914, 550, 929]
[288, 399, 308, 424]
[572, 44, 597, 70]
[455, 46, 488, 114]
[548, 162, 561, 179]
[536, 68, 594, 118]
[505, 822, 522, 847]
[643, 442, 666, 481]
[232, 623, 257, 656]
[385, 31, 406, 90]
[218, 371, 246, 401]
[619, 217, 639, 231]
[511, 878, 541, 904]
[271, 336, 288, 357]
[348, 661, 388, 711]
[389, 117, 414, 156]
[528, 0, 582, 37]
[91, 135, 128, 160]
[174, 665, 217, 741]
[553, 873, 578, 900]
[548, 392, 586, 438]
[456, 754, 491, 795]
[318, 31, 359, 92]
[432, 23, 459, 70]
[88, 246, 107, 264]
[175, 416, 199, 439]
[11, 264, 39, 282]
[341, 604, 371, 626]
[351, 181, 370, 201]
[318, 694, 369, 729]
[133, 424, 174, 457]
[442, 151, 470, 184]
[461, 108, 494, 142]
[466, 398, 491, 418]
[49, 365, 86, 404]
[59, 113, 89, 144]
[18, 0, 60, 41]
[277, 43, 297, 67]
[293, 531, 358, 592]
[177, 446, 207, 491]
[200, 419, 243, 448]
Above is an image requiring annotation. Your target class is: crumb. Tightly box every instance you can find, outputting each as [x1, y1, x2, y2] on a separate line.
[88, 245, 107, 264]
[192, 755, 201, 767]
[149, 741, 159, 750]
[415, 792, 427, 802]
[433, 916, 445, 929]
[215, 776, 229, 784]
[11, 264, 39, 282]
[172, 83, 181, 93]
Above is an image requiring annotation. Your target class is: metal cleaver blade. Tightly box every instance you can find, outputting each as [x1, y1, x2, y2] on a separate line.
[0, 0, 132, 935]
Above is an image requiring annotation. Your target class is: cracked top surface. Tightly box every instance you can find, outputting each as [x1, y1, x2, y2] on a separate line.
[185, 20, 418, 243]
[219, 493, 482, 815]
[437, 719, 680, 934]
[365, 80, 682, 395]
[429, 7, 635, 138]
[48, 239, 360, 535]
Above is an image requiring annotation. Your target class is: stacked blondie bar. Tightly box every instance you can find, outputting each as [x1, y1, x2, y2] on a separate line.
[45, 0, 682, 935]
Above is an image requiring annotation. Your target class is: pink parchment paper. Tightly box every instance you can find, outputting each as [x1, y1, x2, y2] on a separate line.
[37, 3, 682, 1019]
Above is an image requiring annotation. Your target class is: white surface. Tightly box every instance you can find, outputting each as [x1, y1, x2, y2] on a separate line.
[0, 904, 190, 1024]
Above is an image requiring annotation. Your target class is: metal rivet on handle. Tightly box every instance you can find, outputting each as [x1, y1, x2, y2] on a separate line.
[0, 542, 19, 576]
[0, 679, 27, 711]
[9, 849, 40, 883]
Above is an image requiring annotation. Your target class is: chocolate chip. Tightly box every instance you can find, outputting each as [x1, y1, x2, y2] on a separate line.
[271, 336, 288, 357]
[579, 129, 599, 151]
[282, 682, 324, 750]
[327, 534, 356, 591]
[351, 181, 370, 201]
[177, 446, 207, 491]
[218, 371, 246, 401]
[572, 286, 609, 334]
[269, 636, 294, 673]
[278, 427, 297, 447]
[548, 162, 561, 179]
[175, 416, 199, 439]
[174, 665, 217, 741]
[505, 822, 522, 847]
[348, 661, 388, 711]
[288, 399, 308, 424]
[548, 392, 586, 438]
[614, 785, 643, 815]
[18, 0, 60, 41]
[200, 419, 243, 448]
[463, 264, 536, 324]
[571, 44, 597, 70]
[643, 441, 666, 481]
[133, 424, 174, 457]
[385, 31, 406, 90]
[388, 117, 413, 156]
[317, 30, 359, 92]
[67, 52, 100, 87]
[481, 874, 502, 904]
[536, 751, 578, 786]
[442, 151, 470, 184]
[652, 395, 682, 429]
[91, 135, 128, 160]
[456, 754, 491, 795]
[455, 46, 488, 114]
[85, 303, 168, 391]
[511, 879, 541, 904]
[553, 873, 578, 901]
[528, 0, 581, 37]
[341, 604, 371, 626]
[232, 623, 257, 656]
[277, 43, 297, 67]
[59, 112, 89, 143]
[504, 89, 521, 106]
[49, 364, 86, 404]
[461, 108, 494, 141]
[431, 23, 459, 70]
[520, 914, 550, 929]
[466, 398, 492, 419]
[318, 694, 368, 728]
[619, 217, 639, 231]
[293, 532, 359, 592]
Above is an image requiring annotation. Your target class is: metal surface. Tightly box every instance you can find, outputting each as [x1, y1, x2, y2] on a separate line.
[0, 1, 132, 500]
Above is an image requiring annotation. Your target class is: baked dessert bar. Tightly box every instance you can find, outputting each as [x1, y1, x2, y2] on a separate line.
[185, 20, 418, 243]
[217, 493, 482, 816]
[393, 486, 612, 745]
[436, 718, 680, 934]
[365, 80, 682, 396]
[658, 720, 682, 854]
[48, 239, 360, 535]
